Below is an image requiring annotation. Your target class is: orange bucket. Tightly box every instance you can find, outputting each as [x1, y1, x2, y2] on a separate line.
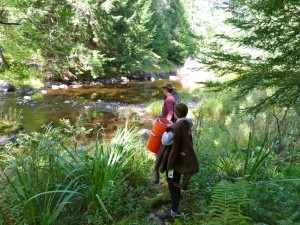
[146, 118, 173, 153]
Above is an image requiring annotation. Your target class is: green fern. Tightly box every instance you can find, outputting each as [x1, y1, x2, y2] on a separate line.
[277, 212, 300, 225]
[208, 179, 252, 225]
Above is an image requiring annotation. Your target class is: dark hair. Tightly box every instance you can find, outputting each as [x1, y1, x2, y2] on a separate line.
[174, 103, 188, 118]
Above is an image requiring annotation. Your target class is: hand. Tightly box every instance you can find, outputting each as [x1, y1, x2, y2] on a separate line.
[168, 170, 174, 178]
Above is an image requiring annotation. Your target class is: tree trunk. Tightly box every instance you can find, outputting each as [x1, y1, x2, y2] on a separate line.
[0, 47, 9, 69]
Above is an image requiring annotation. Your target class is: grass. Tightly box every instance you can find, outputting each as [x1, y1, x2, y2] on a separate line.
[0, 121, 147, 224]
[0, 87, 299, 224]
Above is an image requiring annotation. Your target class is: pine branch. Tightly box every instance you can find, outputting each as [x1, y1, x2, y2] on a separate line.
[0, 17, 34, 25]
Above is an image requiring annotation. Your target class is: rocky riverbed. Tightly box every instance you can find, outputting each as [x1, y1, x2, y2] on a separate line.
[0, 57, 214, 146]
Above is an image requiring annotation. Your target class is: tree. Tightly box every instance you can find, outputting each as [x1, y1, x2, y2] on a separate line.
[0, 0, 44, 82]
[205, 0, 300, 112]
[150, 0, 197, 65]
[1, 0, 197, 82]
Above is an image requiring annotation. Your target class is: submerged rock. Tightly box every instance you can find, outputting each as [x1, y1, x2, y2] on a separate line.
[0, 80, 15, 92]
[23, 96, 32, 100]
[25, 89, 35, 95]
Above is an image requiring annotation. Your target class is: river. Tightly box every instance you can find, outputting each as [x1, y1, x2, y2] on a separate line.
[0, 80, 183, 133]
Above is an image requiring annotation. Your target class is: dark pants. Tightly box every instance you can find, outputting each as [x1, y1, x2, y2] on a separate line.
[167, 172, 181, 212]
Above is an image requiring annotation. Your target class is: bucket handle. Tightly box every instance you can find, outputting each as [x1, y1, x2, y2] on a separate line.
[151, 132, 162, 138]
[157, 118, 172, 127]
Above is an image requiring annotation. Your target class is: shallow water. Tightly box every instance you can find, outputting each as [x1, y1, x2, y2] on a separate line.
[0, 80, 183, 133]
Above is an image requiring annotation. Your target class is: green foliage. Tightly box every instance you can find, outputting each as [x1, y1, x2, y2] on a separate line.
[0, 65, 44, 89]
[1, 0, 197, 83]
[214, 133, 271, 181]
[243, 133, 270, 181]
[150, 0, 197, 65]
[208, 179, 252, 225]
[191, 87, 299, 224]
[60, 126, 136, 206]
[250, 180, 300, 224]
[0, 107, 22, 135]
[0, 123, 90, 224]
[146, 100, 162, 118]
[3, 159, 84, 225]
[205, 0, 300, 112]
[0, 121, 145, 224]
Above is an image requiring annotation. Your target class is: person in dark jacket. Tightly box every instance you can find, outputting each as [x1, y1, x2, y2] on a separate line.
[154, 103, 199, 222]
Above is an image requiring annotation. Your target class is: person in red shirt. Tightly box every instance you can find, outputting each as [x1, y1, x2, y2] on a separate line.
[161, 82, 176, 121]
[151, 82, 176, 186]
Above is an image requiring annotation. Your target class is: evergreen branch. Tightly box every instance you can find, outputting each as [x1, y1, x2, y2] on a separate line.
[0, 17, 32, 25]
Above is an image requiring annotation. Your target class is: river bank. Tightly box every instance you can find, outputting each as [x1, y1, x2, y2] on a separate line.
[0, 58, 215, 147]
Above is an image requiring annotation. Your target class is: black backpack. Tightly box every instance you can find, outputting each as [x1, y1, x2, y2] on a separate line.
[172, 93, 180, 104]
[171, 93, 180, 122]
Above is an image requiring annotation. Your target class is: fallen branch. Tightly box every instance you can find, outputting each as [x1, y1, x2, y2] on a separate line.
[140, 193, 170, 209]
[0, 17, 35, 25]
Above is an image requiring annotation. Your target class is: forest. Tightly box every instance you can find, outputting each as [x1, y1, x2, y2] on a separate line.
[0, 0, 299, 224]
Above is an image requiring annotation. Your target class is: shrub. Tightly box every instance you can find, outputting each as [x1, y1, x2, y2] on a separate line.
[0, 107, 22, 135]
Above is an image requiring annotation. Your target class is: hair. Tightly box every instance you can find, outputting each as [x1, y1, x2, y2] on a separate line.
[174, 103, 188, 118]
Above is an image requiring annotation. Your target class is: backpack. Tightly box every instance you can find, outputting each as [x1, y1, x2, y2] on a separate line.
[172, 93, 180, 104]
[171, 93, 180, 122]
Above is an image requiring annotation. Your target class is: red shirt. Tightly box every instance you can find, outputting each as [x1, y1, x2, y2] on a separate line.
[161, 94, 175, 120]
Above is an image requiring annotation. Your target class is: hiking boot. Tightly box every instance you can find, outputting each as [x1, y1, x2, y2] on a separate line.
[159, 213, 175, 222]
[151, 170, 159, 184]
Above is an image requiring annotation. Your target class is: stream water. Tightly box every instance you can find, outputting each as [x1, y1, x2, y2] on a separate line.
[0, 80, 183, 133]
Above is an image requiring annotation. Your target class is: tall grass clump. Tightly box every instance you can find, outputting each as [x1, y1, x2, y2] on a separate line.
[0, 120, 142, 224]
[1, 122, 90, 224]
[59, 125, 138, 221]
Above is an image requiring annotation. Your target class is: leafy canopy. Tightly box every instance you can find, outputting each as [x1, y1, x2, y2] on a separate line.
[205, 0, 300, 112]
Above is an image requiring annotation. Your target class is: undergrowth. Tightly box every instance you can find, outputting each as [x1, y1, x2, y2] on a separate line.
[0, 88, 299, 224]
